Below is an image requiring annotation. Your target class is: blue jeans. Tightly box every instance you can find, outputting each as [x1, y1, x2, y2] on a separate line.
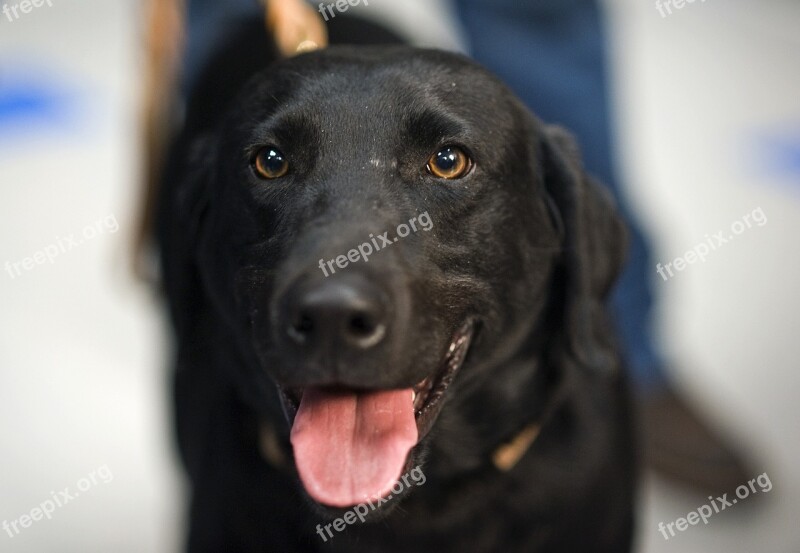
[455, 0, 666, 391]
[183, 0, 260, 93]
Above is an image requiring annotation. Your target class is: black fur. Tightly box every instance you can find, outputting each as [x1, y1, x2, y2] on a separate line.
[156, 14, 635, 553]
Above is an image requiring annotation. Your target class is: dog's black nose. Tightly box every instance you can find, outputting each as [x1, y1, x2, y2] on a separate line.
[282, 274, 388, 351]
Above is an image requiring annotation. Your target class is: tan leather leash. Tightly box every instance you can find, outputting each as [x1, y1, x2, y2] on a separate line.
[262, 0, 329, 56]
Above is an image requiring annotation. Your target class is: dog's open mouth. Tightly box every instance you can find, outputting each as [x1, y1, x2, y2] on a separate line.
[275, 319, 476, 508]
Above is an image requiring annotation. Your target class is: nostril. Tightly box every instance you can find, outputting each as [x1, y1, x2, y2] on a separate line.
[348, 313, 375, 337]
[346, 312, 386, 348]
[288, 312, 314, 343]
[296, 314, 314, 334]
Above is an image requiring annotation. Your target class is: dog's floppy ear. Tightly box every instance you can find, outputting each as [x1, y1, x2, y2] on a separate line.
[156, 134, 216, 342]
[175, 136, 215, 237]
[539, 124, 628, 373]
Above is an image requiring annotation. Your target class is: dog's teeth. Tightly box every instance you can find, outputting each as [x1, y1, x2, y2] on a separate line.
[412, 390, 416, 402]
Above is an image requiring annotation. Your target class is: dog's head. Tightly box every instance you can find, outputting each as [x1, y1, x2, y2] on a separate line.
[171, 46, 625, 513]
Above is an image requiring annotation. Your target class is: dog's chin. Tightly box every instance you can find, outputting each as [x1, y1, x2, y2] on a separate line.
[271, 318, 477, 511]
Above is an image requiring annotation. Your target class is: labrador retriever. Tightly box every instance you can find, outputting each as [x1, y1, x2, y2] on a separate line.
[155, 14, 635, 553]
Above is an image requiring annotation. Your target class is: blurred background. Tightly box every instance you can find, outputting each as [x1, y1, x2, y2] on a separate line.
[0, 0, 798, 551]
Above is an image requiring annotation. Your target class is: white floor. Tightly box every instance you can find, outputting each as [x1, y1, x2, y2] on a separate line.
[0, 1, 798, 551]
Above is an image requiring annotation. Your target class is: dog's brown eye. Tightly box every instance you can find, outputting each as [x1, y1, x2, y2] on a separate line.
[426, 146, 472, 179]
[253, 147, 289, 179]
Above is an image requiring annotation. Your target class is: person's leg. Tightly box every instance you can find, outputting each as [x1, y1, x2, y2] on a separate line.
[454, 0, 753, 494]
[455, 0, 665, 391]
[183, 0, 261, 95]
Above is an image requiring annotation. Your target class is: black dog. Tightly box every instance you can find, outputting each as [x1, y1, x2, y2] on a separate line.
[156, 14, 635, 553]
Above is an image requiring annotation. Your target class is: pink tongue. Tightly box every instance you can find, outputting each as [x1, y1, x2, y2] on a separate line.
[290, 387, 418, 508]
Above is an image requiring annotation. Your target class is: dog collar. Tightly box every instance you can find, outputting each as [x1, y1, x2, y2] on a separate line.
[259, 421, 289, 469]
[491, 422, 542, 472]
[490, 363, 571, 472]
